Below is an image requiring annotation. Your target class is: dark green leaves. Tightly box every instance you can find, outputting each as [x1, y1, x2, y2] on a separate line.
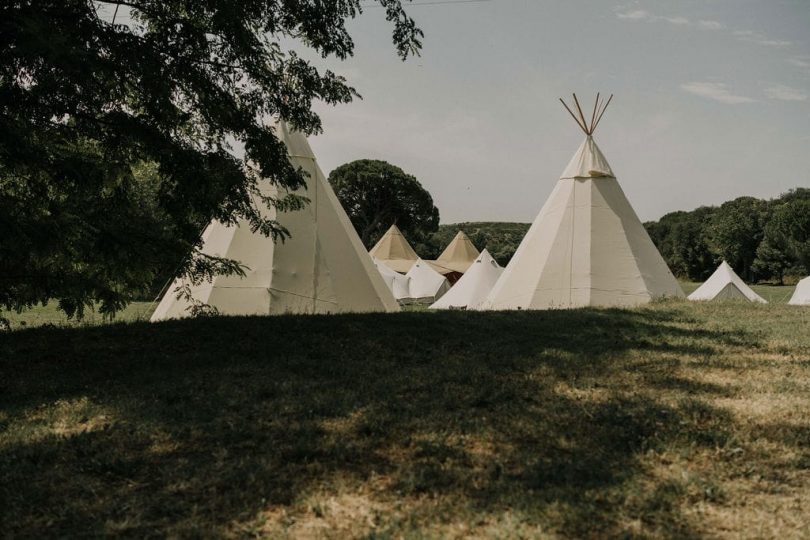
[0, 0, 421, 316]
[328, 159, 439, 249]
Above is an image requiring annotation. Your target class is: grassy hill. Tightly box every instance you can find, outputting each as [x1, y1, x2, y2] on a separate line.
[2, 299, 810, 537]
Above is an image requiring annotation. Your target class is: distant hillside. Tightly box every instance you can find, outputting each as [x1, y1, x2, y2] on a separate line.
[433, 222, 530, 265]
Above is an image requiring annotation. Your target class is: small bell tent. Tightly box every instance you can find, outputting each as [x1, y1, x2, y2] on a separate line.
[405, 258, 451, 304]
[788, 276, 810, 305]
[687, 261, 767, 303]
[430, 249, 503, 310]
[374, 258, 412, 303]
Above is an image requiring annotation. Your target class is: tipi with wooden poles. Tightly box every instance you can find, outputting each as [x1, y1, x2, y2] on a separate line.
[369, 224, 419, 273]
[151, 120, 399, 320]
[476, 94, 683, 310]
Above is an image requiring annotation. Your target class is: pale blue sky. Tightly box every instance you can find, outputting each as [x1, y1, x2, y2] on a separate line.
[305, 0, 810, 223]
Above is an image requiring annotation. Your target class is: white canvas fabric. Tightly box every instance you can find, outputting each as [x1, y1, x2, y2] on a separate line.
[374, 258, 411, 301]
[789, 276, 810, 305]
[430, 249, 503, 310]
[369, 225, 419, 273]
[151, 120, 399, 320]
[561, 136, 614, 179]
[687, 261, 767, 303]
[405, 258, 450, 303]
[432, 231, 480, 274]
[476, 135, 683, 310]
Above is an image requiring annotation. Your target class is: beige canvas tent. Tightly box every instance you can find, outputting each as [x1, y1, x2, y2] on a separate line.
[433, 231, 480, 273]
[789, 276, 810, 305]
[369, 224, 419, 273]
[151, 120, 400, 320]
[688, 261, 767, 303]
[476, 94, 683, 310]
[426, 230, 480, 283]
[405, 258, 451, 304]
[430, 249, 503, 310]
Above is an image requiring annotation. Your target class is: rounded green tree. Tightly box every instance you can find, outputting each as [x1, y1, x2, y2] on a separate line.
[329, 159, 439, 249]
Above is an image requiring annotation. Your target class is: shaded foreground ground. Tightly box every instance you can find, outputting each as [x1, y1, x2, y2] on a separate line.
[2, 301, 810, 537]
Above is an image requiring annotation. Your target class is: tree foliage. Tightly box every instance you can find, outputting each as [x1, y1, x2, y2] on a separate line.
[754, 194, 810, 283]
[706, 196, 768, 282]
[645, 189, 810, 283]
[646, 208, 716, 281]
[0, 1, 421, 317]
[328, 159, 439, 249]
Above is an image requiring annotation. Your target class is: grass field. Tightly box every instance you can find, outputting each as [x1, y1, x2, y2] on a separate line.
[1, 301, 155, 330]
[0, 282, 797, 331]
[2, 292, 810, 537]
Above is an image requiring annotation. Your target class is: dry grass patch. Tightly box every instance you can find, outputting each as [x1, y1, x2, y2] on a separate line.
[2, 300, 810, 537]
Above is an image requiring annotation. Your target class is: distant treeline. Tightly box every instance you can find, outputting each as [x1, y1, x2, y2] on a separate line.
[433, 188, 809, 283]
[644, 188, 809, 283]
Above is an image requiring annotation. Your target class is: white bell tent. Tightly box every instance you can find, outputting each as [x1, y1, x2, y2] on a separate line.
[374, 258, 412, 302]
[405, 258, 451, 304]
[476, 94, 683, 310]
[430, 249, 503, 310]
[687, 261, 767, 303]
[151, 120, 400, 320]
[369, 224, 419, 273]
[788, 276, 810, 305]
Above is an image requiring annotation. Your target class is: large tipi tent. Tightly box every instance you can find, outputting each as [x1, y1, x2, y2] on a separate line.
[151, 120, 399, 320]
[789, 276, 810, 305]
[432, 231, 480, 274]
[374, 258, 412, 302]
[430, 249, 503, 310]
[369, 225, 419, 273]
[476, 94, 683, 310]
[405, 258, 451, 304]
[688, 261, 767, 303]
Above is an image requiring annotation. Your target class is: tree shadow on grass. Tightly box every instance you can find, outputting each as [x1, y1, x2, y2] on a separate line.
[0, 306, 791, 536]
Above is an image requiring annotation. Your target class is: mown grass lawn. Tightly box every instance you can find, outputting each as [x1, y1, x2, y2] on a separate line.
[1, 301, 155, 330]
[0, 281, 797, 331]
[2, 296, 809, 537]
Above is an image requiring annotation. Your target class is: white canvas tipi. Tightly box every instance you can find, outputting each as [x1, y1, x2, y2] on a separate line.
[789, 276, 810, 305]
[374, 258, 412, 302]
[405, 258, 451, 303]
[369, 225, 419, 273]
[688, 261, 767, 303]
[151, 120, 399, 320]
[430, 249, 503, 310]
[476, 94, 683, 310]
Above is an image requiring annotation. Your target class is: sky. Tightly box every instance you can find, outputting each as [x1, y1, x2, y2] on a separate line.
[300, 0, 810, 224]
